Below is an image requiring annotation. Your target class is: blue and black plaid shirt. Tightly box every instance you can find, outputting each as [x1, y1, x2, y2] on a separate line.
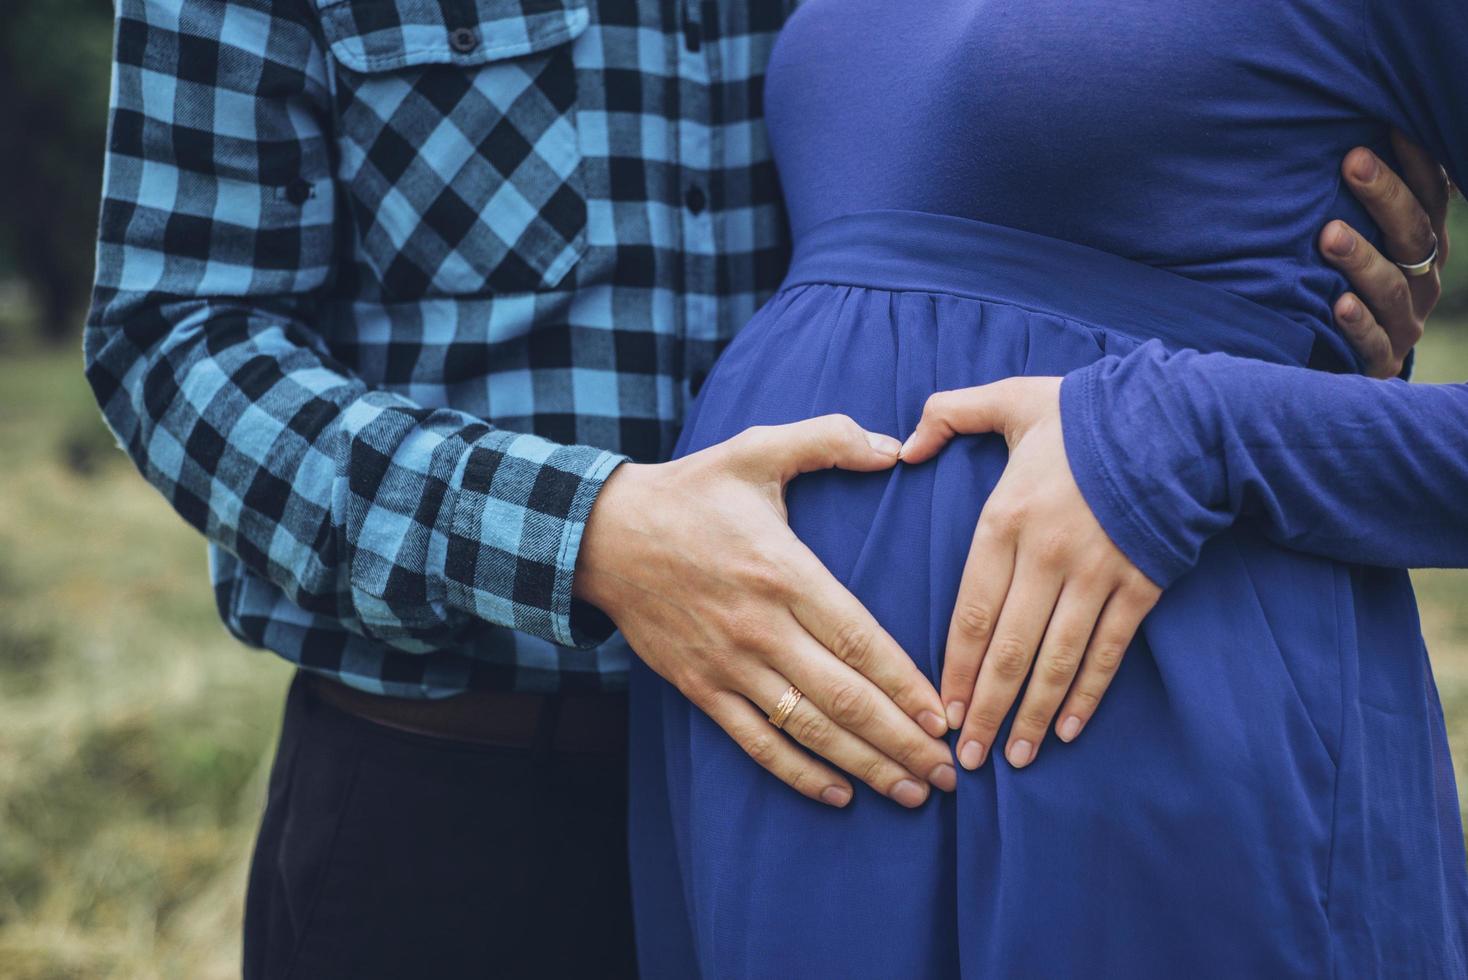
[86, 0, 793, 696]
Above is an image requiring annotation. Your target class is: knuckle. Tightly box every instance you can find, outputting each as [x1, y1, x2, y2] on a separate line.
[734, 424, 770, 450]
[984, 500, 1026, 540]
[1067, 687, 1101, 713]
[1017, 706, 1053, 733]
[1072, 567, 1112, 595]
[791, 710, 833, 748]
[944, 660, 978, 692]
[1330, 227, 1365, 270]
[965, 704, 1005, 735]
[1377, 171, 1404, 206]
[783, 767, 812, 796]
[712, 607, 760, 651]
[1367, 358, 1400, 381]
[677, 673, 718, 705]
[1119, 567, 1159, 599]
[1339, 295, 1371, 332]
[829, 620, 875, 671]
[952, 602, 996, 642]
[1383, 277, 1412, 313]
[1358, 334, 1391, 375]
[1089, 642, 1127, 675]
[858, 757, 888, 788]
[1039, 646, 1083, 683]
[1035, 528, 1073, 568]
[743, 731, 781, 767]
[1367, 349, 1397, 379]
[892, 736, 928, 771]
[825, 682, 874, 729]
[921, 391, 958, 427]
[687, 636, 737, 682]
[1407, 213, 1437, 253]
[817, 413, 860, 452]
[1343, 245, 1370, 273]
[920, 391, 946, 419]
[739, 558, 789, 599]
[989, 636, 1033, 679]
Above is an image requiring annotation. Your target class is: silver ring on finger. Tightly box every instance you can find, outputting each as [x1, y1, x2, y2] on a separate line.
[1394, 234, 1439, 278]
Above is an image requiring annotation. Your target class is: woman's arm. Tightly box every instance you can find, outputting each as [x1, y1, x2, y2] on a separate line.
[908, 0, 1468, 773]
[895, 353, 1467, 775]
[1067, 0, 1468, 583]
[1061, 342, 1468, 584]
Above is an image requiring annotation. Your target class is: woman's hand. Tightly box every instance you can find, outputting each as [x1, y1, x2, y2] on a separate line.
[900, 378, 1161, 771]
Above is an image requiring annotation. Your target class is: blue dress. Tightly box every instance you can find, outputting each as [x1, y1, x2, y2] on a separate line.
[630, 1, 1468, 976]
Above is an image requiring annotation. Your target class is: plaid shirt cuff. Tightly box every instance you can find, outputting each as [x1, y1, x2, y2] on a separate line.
[443, 434, 624, 649]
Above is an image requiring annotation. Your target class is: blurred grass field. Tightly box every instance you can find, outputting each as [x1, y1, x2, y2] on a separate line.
[0, 317, 292, 979]
[0, 316, 1465, 979]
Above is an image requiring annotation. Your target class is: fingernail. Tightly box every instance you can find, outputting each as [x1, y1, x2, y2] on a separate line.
[1328, 226, 1356, 257]
[891, 779, 927, 808]
[945, 701, 966, 730]
[958, 740, 985, 771]
[1007, 739, 1035, 768]
[898, 433, 917, 459]
[929, 763, 957, 792]
[918, 710, 947, 738]
[866, 431, 902, 455]
[821, 785, 852, 807]
[1058, 715, 1082, 742]
[1353, 152, 1380, 183]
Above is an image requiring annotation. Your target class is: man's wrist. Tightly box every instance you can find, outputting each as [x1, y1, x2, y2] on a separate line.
[571, 461, 653, 613]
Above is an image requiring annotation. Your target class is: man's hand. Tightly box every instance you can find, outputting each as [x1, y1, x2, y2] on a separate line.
[576, 415, 956, 807]
[1325, 131, 1454, 378]
[900, 380, 1161, 772]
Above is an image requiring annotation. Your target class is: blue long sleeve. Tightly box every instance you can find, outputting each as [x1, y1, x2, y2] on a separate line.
[1061, 343, 1468, 587]
[1060, 0, 1468, 588]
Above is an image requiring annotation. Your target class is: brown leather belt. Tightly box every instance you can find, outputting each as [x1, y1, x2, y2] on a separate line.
[304, 673, 628, 755]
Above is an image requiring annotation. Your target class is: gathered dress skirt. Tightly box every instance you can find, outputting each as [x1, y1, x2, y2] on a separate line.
[628, 209, 1468, 979]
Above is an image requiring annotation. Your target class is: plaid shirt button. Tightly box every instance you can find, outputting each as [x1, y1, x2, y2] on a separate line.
[685, 184, 707, 214]
[448, 27, 478, 53]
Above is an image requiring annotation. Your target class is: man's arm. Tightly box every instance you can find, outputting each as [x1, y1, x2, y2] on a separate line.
[92, 0, 954, 805]
[88, 0, 623, 652]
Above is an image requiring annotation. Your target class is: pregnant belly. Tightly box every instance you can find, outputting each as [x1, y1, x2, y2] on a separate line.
[642, 213, 1459, 976]
[663, 275, 1357, 970]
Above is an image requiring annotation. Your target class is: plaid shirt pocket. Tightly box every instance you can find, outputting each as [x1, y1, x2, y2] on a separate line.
[318, 0, 589, 297]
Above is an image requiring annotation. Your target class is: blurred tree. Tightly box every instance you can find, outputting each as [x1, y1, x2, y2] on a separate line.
[0, 0, 114, 344]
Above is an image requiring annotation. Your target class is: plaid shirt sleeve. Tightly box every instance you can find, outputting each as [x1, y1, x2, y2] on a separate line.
[85, 0, 625, 653]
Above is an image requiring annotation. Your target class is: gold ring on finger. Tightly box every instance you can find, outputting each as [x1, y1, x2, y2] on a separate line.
[768, 685, 804, 730]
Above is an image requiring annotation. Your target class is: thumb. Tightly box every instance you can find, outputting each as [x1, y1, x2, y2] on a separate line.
[743, 414, 903, 481]
[899, 383, 1014, 464]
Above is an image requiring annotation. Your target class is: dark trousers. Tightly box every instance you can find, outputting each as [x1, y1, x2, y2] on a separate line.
[244, 673, 636, 979]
